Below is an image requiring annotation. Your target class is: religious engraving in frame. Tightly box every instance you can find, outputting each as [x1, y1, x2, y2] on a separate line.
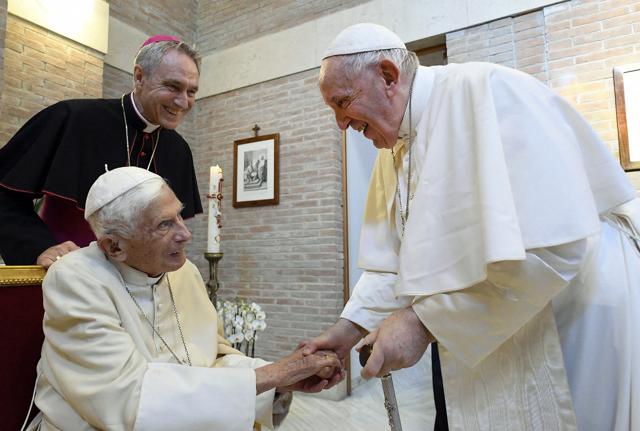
[232, 133, 280, 207]
[613, 63, 640, 171]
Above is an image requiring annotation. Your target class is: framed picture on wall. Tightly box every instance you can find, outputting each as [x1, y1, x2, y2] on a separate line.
[233, 133, 280, 207]
[613, 63, 640, 171]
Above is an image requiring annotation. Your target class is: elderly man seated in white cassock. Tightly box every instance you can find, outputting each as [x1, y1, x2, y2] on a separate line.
[27, 166, 341, 431]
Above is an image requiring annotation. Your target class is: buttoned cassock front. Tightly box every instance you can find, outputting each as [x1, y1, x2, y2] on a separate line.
[30, 243, 276, 431]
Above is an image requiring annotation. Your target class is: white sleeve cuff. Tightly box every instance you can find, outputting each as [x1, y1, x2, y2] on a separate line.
[341, 271, 412, 332]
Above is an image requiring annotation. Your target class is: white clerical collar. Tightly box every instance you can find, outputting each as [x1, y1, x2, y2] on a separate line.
[111, 257, 163, 287]
[398, 66, 434, 140]
[130, 92, 160, 133]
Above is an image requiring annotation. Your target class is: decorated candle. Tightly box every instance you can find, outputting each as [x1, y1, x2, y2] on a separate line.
[207, 165, 223, 253]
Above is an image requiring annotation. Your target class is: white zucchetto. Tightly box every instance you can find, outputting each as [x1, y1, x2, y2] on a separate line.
[322, 23, 406, 59]
[84, 166, 161, 219]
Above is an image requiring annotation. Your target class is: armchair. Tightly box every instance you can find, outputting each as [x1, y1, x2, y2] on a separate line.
[0, 265, 46, 430]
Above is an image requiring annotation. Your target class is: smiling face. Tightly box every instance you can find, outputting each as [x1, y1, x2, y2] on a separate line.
[118, 186, 192, 276]
[133, 49, 199, 129]
[320, 57, 407, 149]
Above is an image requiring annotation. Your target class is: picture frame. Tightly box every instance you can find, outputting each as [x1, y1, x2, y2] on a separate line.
[613, 63, 640, 171]
[233, 133, 280, 207]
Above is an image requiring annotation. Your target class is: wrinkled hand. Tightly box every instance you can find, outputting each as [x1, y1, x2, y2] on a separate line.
[296, 319, 367, 391]
[357, 307, 434, 379]
[299, 318, 367, 360]
[255, 349, 342, 394]
[37, 241, 80, 268]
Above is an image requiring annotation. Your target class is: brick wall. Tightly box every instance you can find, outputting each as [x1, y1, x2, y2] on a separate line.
[447, 11, 548, 81]
[196, 0, 367, 53]
[102, 63, 131, 100]
[545, 0, 640, 189]
[106, 0, 198, 45]
[446, 0, 640, 190]
[189, 69, 344, 360]
[0, 15, 103, 146]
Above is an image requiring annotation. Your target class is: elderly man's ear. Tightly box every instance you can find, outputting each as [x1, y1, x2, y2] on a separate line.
[98, 236, 127, 262]
[133, 65, 146, 91]
[378, 59, 401, 94]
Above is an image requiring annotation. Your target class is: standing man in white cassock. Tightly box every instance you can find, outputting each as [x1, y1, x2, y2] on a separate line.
[303, 23, 640, 430]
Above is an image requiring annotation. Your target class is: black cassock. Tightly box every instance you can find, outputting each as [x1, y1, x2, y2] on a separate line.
[0, 94, 202, 264]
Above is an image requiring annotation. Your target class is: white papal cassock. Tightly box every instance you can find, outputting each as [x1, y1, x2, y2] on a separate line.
[28, 243, 279, 431]
[342, 63, 640, 431]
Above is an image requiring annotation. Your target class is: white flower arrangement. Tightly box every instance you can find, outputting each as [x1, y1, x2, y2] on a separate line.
[216, 298, 267, 357]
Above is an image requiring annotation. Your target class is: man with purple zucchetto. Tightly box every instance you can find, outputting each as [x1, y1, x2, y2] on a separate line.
[0, 35, 202, 268]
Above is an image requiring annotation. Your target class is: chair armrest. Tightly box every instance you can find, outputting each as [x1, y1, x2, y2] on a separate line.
[0, 265, 46, 286]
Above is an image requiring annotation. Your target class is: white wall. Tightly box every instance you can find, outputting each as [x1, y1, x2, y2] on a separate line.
[198, 0, 565, 97]
[8, 0, 108, 53]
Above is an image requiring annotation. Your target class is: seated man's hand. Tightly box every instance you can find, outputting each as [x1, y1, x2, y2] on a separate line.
[37, 241, 80, 268]
[255, 349, 342, 394]
[315, 355, 338, 380]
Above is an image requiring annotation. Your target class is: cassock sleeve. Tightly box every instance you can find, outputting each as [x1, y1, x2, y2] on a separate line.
[41, 260, 269, 431]
[135, 359, 272, 431]
[411, 238, 590, 368]
[0, 103, 74, 264]
[213, 354, 277, 429]
[0, 189, 56, 264]
[341, 271, 412, 332]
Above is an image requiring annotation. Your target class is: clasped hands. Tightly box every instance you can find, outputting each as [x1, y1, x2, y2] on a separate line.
[300, 307, 434, 380]
[255, 306, 434, 395]
[255, 348, 343, 395]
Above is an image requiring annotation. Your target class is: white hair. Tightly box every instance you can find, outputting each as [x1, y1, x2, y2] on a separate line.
[87, 177, 167, 239]
[134, 40, 201, 76]
[319, 48, 419, 85]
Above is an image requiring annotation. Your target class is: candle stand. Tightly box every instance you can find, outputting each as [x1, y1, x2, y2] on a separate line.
[204, 252, 223, 307]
